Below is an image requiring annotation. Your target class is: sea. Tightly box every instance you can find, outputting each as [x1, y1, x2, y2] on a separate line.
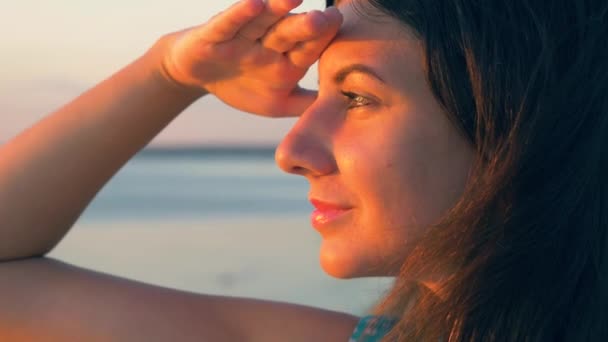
[48, 147, 394, 316]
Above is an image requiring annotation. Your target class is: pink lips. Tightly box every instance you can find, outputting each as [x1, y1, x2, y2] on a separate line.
[309, 199, 352, 229]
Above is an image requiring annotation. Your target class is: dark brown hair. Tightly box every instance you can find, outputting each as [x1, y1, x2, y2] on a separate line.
[327, 0, 608, 340]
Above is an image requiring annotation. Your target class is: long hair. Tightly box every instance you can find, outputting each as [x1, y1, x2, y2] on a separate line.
[327, 0, 608, 340]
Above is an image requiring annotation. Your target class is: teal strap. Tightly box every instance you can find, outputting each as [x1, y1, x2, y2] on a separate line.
[349, 315, 397, 342]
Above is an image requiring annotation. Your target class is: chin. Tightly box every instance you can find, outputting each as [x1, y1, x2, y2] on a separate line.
[320, 259, 357, 279]
[317, 240, 356, 278]
[318, 241, 389, 278]
[319, 240, 403, 278]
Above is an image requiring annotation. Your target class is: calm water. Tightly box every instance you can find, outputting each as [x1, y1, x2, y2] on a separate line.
[50, 148, 393, 315]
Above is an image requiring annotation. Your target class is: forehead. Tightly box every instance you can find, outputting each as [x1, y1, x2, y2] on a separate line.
[319, 2, 424, 85]
[334, 1, 408, 41]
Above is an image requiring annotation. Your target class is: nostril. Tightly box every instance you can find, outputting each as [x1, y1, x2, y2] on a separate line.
[274, 144, 299, 175]
[275, 123, 337, 177]
[275, 148, 305, 175]
[290, 166, 308, 175]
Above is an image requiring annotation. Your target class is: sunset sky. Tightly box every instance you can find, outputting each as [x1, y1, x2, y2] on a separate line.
[0, 0, 325, 146]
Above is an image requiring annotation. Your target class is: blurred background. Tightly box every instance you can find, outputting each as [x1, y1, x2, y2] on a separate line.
[0, 1, 393, 314]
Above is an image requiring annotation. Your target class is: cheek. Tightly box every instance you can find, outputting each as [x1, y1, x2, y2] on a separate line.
[336, 112, 464, 239]
[328, 109, 472, 276]
[341, 124, 432, 221]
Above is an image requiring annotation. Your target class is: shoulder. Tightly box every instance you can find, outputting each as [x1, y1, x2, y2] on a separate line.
[0, 258, 359, 342]
[224, 297, 360, 342]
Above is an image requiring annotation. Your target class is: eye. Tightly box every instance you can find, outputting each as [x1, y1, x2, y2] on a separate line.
[341, 91, 373, 109]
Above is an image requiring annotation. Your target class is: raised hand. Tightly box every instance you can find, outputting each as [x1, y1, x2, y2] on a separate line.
[160, 0, 342, 117]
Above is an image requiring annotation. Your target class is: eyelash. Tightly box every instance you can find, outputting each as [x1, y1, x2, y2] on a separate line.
[341, 91, 373, 109]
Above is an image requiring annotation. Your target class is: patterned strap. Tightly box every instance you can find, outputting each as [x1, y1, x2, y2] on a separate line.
[349, 315, 397, 342]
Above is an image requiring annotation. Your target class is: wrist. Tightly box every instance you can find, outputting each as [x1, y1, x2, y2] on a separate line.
[146, 35, 209, 100]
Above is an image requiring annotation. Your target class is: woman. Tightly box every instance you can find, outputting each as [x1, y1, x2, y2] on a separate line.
[0, 0, 606, 340]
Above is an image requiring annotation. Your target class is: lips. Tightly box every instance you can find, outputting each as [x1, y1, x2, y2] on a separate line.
[309, 199, 351, 211]
[309, 198, 352, 230]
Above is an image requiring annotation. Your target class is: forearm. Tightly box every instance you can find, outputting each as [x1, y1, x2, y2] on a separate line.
[0, 38, 206, 261]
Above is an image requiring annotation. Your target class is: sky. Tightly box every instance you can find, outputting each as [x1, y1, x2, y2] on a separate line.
[0, 0, 326, 146]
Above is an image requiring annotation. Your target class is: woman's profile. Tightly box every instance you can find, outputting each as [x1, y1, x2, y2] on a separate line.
[0, 0, 606, 340]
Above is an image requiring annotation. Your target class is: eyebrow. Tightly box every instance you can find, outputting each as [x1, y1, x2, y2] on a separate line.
[332, 64, 387, 85]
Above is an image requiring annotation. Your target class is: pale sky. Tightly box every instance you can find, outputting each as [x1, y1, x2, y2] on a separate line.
[0, 0, 325, 146]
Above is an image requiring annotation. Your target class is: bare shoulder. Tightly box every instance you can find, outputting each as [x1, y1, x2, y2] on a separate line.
[220, 295, 360, 342]
[0, 258, 359, 342]
[218, 296, 359, 342]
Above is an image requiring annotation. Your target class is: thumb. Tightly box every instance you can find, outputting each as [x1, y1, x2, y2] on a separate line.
[282, 87, 318, 117]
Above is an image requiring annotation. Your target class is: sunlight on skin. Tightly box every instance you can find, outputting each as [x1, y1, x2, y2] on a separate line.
[275, 1, 473, 281]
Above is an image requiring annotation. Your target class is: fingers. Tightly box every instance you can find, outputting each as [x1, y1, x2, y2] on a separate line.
[287, 7, 343, 68]
[237, 0, 304, 40]
[198, 0, 265, 43]
[285, 87, 318, 117]
[261, 11, 329, 53]
[261, 6, 343, 64]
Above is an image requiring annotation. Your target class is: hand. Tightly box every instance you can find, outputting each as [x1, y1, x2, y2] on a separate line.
[160, 0, 343, 117]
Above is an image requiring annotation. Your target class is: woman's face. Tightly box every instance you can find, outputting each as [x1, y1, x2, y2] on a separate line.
[275, 1, 473, 278]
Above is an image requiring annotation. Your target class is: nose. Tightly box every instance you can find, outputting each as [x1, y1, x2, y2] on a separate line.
[275, 103, 337, 178]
